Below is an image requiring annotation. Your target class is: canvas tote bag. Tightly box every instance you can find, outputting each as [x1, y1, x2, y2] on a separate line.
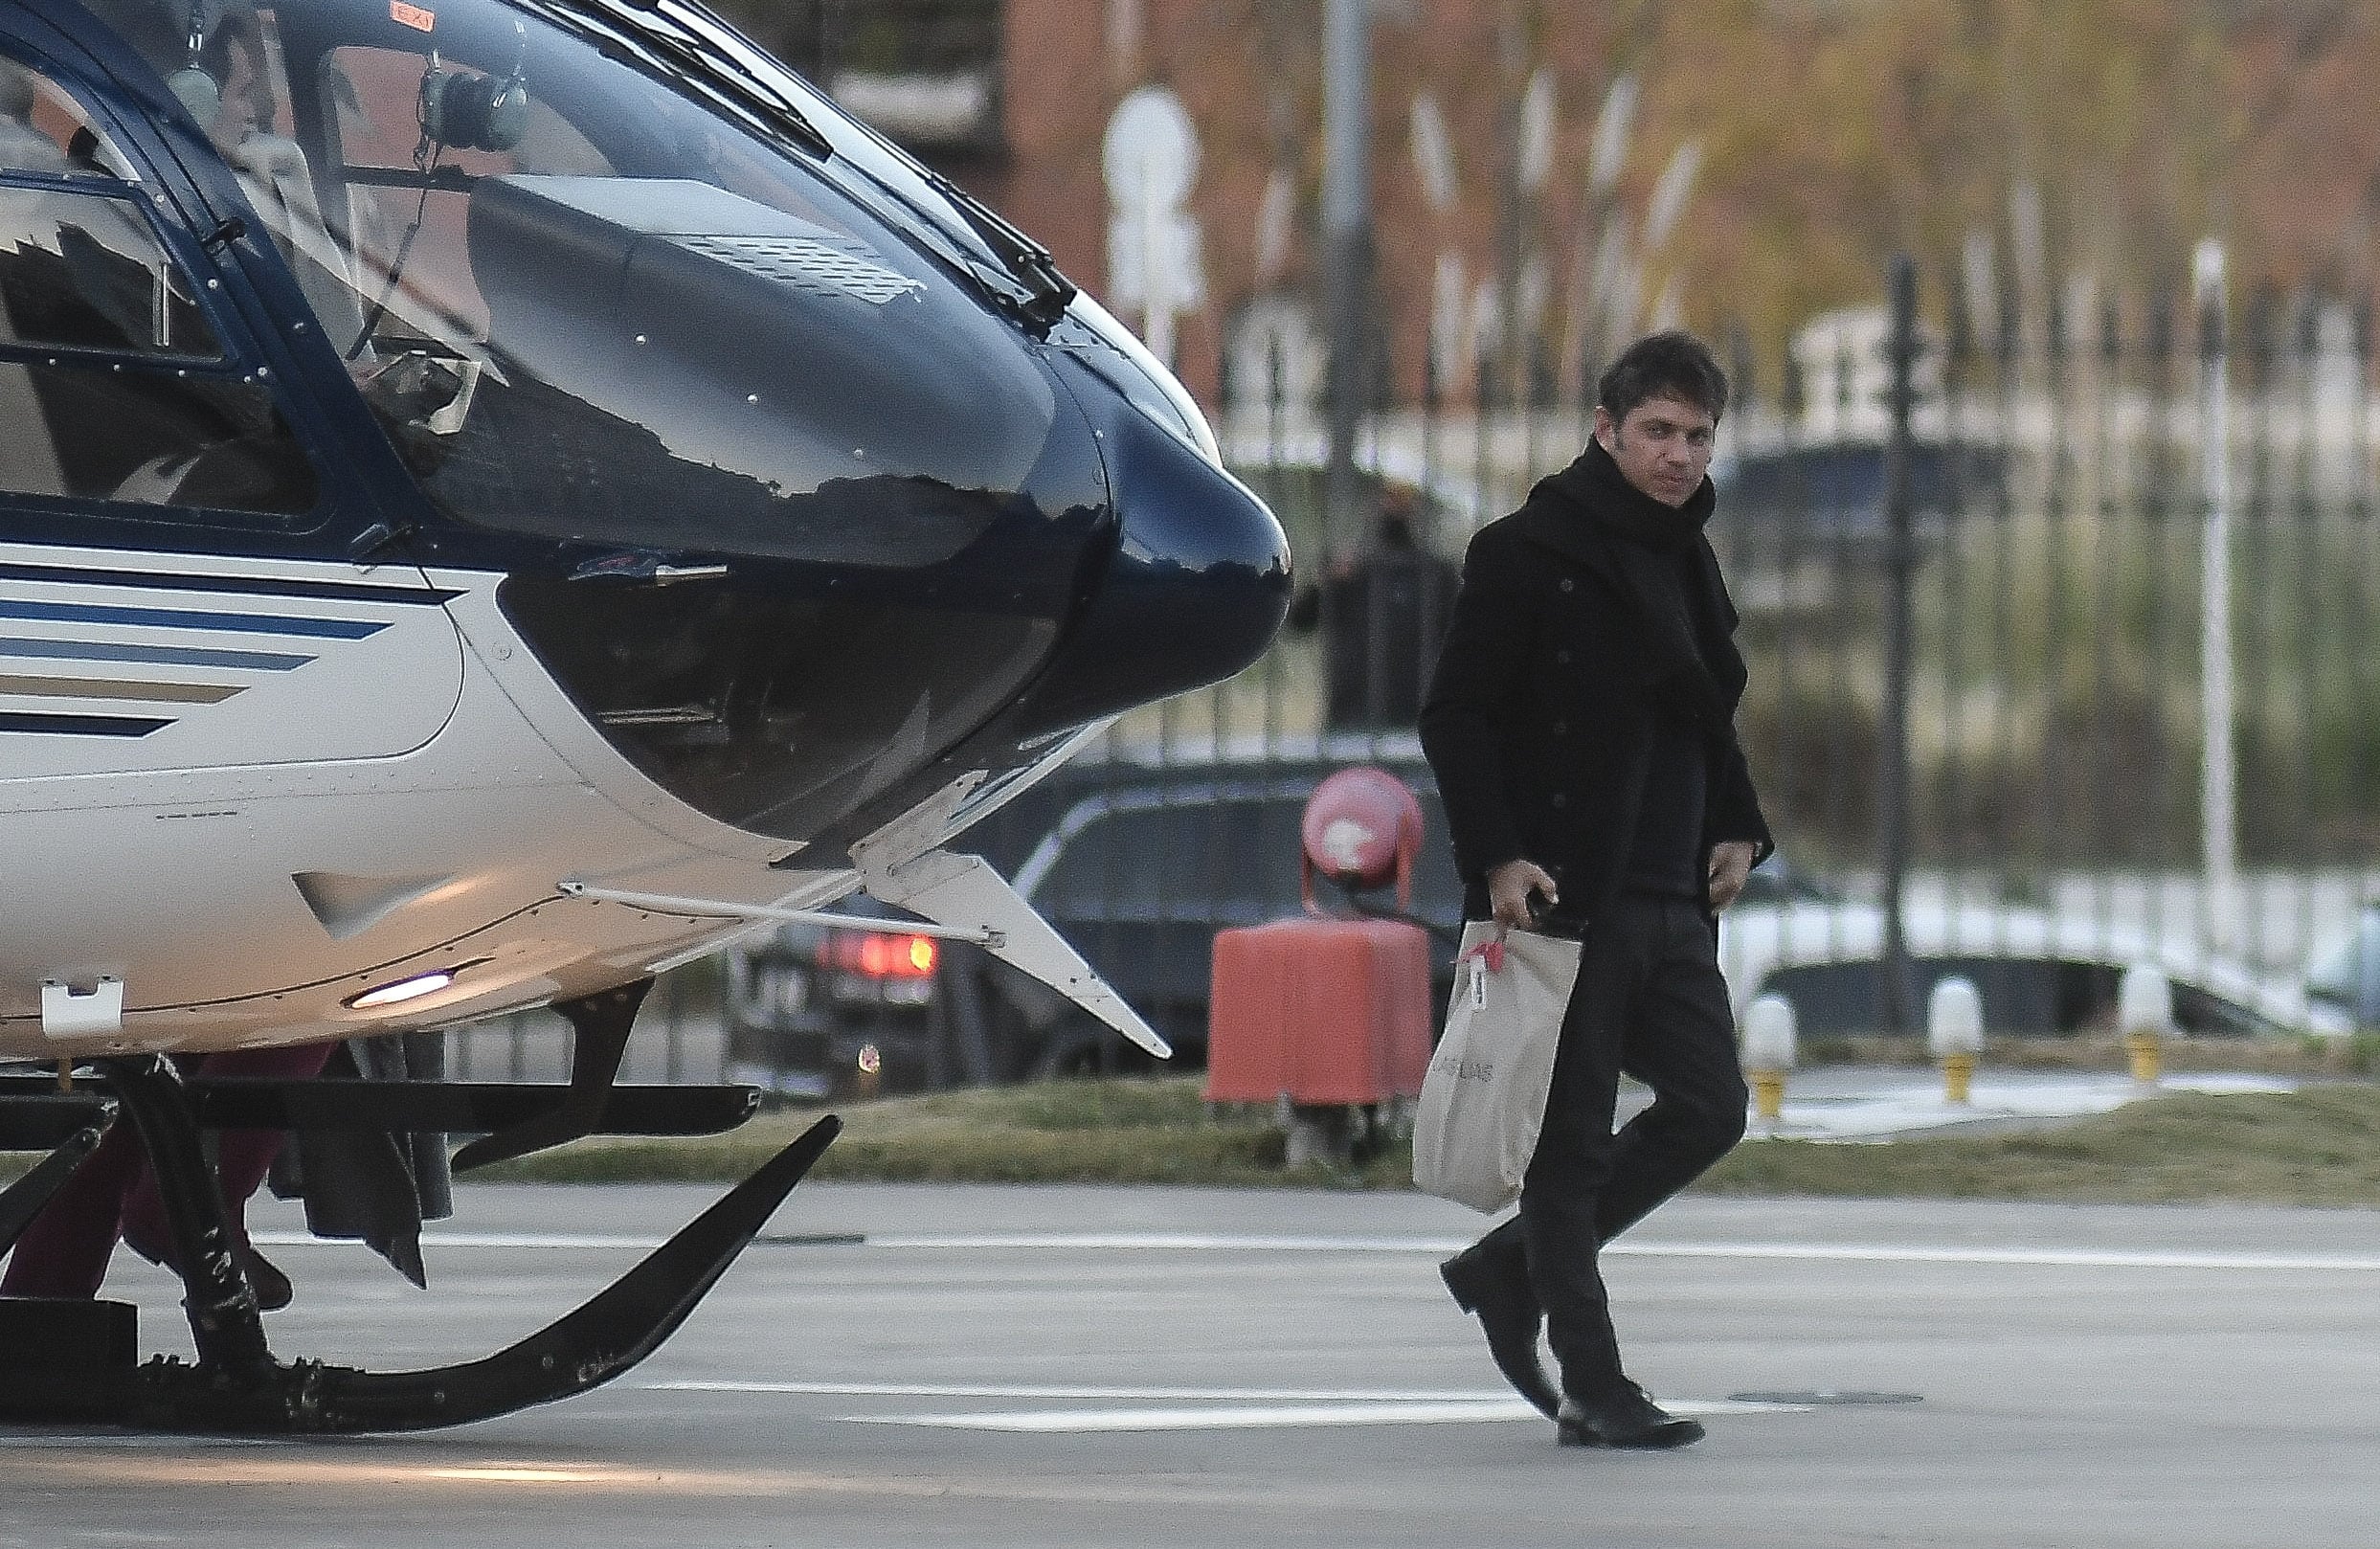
[1411, 922, 1583, 1212]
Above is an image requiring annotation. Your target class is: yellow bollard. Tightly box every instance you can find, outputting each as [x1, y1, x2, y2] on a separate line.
[2119, 964, 2172, 1087]
[1740, 994, 1797, 1131]
[1926, 977, 1985, 1107]
[1752, 1069, 1785, 1121]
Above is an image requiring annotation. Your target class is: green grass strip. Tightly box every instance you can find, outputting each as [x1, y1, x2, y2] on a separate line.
[468, 1077, 2380, 1207]
[11, 1074, 2369, 1202]
[1699, 1083, 2380, 1206]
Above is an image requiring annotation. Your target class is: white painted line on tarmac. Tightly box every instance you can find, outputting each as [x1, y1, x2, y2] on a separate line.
[839, 1232, 2380, 1273]
[863, 1232, 1461, 1252]
[649, 1381, 1527, 1401]
[844, 1397, 1806, 1433]
[249, 1229, 2380, 1273]
[1605, 1242, 2380, 1273]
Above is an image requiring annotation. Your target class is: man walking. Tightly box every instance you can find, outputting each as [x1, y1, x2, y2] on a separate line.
[1419, 330, 1771, 1449]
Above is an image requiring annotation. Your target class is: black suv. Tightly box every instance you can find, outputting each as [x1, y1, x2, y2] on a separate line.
[724, 749, 1816, 1090]
[988, 757, 1465, 1073]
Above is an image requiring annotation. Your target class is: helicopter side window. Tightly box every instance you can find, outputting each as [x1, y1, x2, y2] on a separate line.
[0, 52, 313, 518]
[0, 56, 138, 180]
[0, 187, 213, 357]
[0, 182, 314, 517]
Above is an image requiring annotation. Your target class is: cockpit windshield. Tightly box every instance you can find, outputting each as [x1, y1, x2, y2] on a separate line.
[76, 0, 1066, 567]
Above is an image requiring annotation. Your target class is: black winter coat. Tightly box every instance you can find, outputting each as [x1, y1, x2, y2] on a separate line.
[1419, 450, 1772, 927]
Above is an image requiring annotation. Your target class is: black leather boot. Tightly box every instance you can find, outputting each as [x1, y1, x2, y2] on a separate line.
[1439, 1241, 1560, 1419]
[1557, 1383, 1704, 1449]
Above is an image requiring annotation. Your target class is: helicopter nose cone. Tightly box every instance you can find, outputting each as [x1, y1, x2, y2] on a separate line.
[1015, 386, 1291, 734]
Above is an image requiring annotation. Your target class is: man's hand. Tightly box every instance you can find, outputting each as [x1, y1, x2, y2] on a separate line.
[1487, 859, 1559, 930]
[1706, 841, 1756, 911]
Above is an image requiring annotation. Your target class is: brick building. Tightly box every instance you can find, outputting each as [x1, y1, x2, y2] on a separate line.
[720, 1, 1655, 415]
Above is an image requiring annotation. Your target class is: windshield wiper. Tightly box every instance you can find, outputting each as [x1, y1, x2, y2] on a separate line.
[826, 157, 1072, 334]
[665, 2, 1077, 330]
[537, 0, 835, 159]
[911, 166, 1076, 331]
[553, 1, 1074, 331]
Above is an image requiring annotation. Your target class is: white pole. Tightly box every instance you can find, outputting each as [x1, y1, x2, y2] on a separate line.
[2194, 238, 2236, 954]
[1140, 162, 1173, 367]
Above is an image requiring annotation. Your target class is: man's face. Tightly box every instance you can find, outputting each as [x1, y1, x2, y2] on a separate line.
[208, 42, 269, 150]
[1594, 392, 1717, 509]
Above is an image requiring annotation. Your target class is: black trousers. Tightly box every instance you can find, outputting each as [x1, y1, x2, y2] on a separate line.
[1464, 892, 1747, 1399]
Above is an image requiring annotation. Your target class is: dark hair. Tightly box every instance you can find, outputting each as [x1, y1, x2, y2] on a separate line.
[74, 3, 261, 87]
[1596, 329, 1729, 427]
[198, 8, 263, 79]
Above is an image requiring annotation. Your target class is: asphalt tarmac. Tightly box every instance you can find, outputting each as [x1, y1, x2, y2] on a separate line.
[5, 1180, 2377, 1549]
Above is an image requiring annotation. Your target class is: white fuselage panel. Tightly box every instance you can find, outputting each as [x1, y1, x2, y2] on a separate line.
[0, 546, 464, 777]
[0, 546, 861, 1060]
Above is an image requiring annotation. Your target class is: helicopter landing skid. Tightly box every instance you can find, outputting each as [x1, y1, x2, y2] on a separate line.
[0, 1056, 839, 1433]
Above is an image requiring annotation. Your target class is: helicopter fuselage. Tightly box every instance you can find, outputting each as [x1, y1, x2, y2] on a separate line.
[0, 0, 1290, 1063]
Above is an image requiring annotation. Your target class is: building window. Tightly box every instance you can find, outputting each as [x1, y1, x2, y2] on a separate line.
[739, 1, 1005, 159]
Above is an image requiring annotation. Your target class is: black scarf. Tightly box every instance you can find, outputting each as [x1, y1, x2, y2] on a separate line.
[1536, 439, 1745, 730]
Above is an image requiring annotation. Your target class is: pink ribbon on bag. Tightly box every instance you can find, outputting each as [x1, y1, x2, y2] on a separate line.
[1458, 938, 1506, 974]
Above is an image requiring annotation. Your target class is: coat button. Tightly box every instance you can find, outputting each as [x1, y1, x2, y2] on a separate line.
[1555, 650, 1571, 664]
[1560, 578, 1575, 594]
[1550, 793, 1567, 809]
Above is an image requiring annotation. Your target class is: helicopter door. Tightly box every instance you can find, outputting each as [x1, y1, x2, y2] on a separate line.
[0, 39, 461, 782]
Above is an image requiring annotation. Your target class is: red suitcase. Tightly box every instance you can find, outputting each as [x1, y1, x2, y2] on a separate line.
[1205, 916, 1434, 1106]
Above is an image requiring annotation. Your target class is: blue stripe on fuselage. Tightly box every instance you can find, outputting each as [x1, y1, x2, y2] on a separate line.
[0, 600, 388, 640]
[0, 710, 172, 737]
[0, 561, 456, 607]
[0, 637, 314, 670]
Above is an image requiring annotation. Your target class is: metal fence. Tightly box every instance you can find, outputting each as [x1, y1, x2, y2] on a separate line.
[1174, 258, 2380, 1030]
[458, 258, 2380, 1075]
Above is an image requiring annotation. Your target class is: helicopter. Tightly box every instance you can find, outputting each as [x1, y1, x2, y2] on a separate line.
[0, 0, 1289, 1432]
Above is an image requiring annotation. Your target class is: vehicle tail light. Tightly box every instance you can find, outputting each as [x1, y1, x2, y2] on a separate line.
[818, 931, 939, 979]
